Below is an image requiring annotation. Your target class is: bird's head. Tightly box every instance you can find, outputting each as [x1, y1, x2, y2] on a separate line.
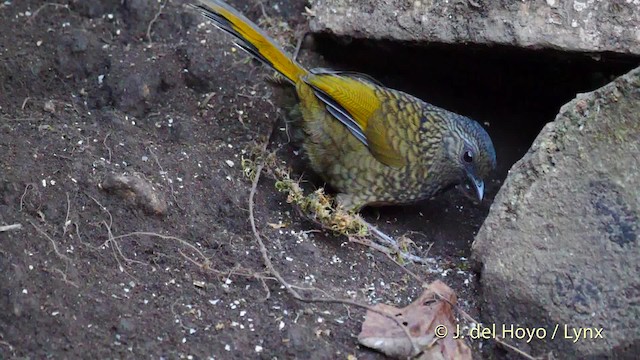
[442, 115, 497, 201]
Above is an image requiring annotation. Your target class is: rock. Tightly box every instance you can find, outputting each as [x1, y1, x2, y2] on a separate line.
[472, 66, 640, 358]
[309, 0, 640, 55]
[101, 173, 168, 216]
[43, 100, 56, 113]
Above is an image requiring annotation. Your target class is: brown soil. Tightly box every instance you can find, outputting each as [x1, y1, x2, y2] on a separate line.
[1, 1, 502, 358]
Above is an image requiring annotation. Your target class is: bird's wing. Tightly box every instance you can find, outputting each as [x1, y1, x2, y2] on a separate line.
[310, 68, 384, 87]
[363, 107, 406, 168]
[303, 73, 406, 168]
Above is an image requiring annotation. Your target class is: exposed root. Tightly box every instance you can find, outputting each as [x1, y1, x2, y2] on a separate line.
[109, 231, 212, 269]
[268, 165, 428, 264]
[29, 221, 72, 264]
[85, 193, 140, 279]
[170, 298, 192, 331]
[62, 192, 71, 236]
[198, 92, 216, 109]
[146, 0, 167, 44]
[51, 267, 79, 288]
[147, 145, 184, 210]
[0, 339, 14, 354]
[292, 32, 308, 62]
[27, 3, 70, 23]
[85, 192, 273, 285]
[29, 220, 80, 288]
[247, 152, 422, 355]
[0, 224, 22, 232]
[103, 132, 113, 163]
[19, 183, 33, 212]
[244, 138, 535, 358]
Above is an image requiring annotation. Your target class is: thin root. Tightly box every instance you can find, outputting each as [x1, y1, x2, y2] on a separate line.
[146, 0, 167, 44]
[248, 146, 422, 356]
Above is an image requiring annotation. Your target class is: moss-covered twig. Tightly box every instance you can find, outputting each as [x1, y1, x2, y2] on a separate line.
[242, 145, 427, 264]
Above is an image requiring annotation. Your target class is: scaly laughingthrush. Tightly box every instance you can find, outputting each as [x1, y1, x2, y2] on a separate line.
[191, 0, 497, 211]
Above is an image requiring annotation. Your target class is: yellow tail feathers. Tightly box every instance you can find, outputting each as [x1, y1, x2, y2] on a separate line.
[192, 0, 308, 84]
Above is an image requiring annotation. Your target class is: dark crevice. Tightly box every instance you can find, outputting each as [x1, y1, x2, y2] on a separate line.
[305, 35, 640, 255]
[310, 35, 640, 180]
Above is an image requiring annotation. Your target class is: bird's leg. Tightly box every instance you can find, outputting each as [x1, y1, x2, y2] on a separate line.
[336, 194, 428, 264]
[352, 219, 428, 264]
[362, 220, 397, 247]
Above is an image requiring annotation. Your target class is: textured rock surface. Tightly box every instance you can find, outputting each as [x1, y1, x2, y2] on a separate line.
[309, 0, 640, 55]
[472, 66, 640, 357]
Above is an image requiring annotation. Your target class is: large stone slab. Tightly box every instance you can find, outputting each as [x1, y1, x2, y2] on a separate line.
[472, 66, 640, 357]
[309, 0, 640, 55]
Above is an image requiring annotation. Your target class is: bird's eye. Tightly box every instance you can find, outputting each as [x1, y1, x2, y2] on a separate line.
[463, 150, 473, 163]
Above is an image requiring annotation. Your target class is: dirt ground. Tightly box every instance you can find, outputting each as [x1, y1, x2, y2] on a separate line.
[0, 0, 614, 358]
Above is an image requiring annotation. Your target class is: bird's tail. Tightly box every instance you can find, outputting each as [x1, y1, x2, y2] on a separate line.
[191, 0, 308, 84]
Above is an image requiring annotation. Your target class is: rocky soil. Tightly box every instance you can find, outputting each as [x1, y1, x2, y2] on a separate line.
[1, 0, 637, 359]
[0, 0, 491, 358]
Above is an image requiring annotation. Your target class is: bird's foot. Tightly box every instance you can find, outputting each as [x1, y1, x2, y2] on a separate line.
[349, 220, 429, 265]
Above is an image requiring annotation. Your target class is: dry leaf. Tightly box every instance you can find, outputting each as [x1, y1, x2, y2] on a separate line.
[358, 280, 471, 359]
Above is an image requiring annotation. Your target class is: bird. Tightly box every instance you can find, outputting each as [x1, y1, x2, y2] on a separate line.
[191, 0, 497, 211]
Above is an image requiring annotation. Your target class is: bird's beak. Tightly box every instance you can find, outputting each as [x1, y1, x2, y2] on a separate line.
[465, 171, 485, 202]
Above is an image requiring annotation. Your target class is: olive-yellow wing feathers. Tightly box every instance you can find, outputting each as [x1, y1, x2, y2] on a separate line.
[304, 74, 406, 168]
